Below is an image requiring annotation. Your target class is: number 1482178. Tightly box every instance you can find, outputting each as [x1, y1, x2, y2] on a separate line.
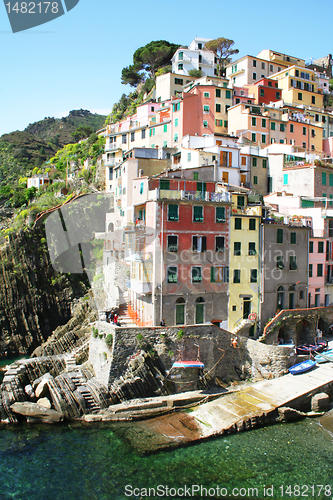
[6, 2, 59, 13]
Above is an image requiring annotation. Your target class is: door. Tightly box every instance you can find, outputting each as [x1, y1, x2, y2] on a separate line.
[176, 304, 185, 325]
[195, 303, 204, 324]
[243, 299, 251, 319]
[289, 292, 295, 309]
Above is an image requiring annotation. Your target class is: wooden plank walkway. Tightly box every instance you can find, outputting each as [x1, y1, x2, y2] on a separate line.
[119, 361, 333, 453]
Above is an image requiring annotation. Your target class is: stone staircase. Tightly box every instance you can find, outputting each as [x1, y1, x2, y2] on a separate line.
[231, 318, 255, 336]
[118, 303, 136, 327]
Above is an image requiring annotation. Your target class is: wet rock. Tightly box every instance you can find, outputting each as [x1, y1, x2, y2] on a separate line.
[311, 392, 330, 412]
[83, 414, 102, 422]
[24, 384, 35, 399]
[35, 373, 52, 398]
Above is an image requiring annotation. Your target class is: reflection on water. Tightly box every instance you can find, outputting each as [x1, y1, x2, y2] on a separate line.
[0, 417, 332, 500]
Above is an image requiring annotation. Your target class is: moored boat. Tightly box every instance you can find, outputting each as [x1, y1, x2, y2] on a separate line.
[296, 341, 327, 355]
[289, 359, 316, 375]
[314, 349, 333, 364]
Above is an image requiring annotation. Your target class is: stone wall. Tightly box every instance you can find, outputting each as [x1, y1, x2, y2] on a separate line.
[88, 324, 295, 389]
[88, 321, 115, 387]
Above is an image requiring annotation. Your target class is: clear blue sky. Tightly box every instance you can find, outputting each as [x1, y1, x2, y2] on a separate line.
[0, 0, 332, 137]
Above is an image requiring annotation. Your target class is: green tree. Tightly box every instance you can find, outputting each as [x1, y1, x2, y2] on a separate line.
[188, 69, 203, 78]
[121, 64, 144, 87]
[204, 37, 239, 77]
[122, 40, 180, 85]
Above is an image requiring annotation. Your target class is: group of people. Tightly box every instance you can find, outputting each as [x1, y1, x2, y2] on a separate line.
[106, 309, 121, 326]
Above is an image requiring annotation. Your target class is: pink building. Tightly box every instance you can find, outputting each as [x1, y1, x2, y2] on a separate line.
[308, 237, 326, 307]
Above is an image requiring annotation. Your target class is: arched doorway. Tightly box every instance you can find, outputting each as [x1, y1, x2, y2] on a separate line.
[288, 285, 295, 309]
[277, 286, 284, 311]
[195, 297, 205, 324]
[108, 222, 114, 232]
[175, 298, 185, 325]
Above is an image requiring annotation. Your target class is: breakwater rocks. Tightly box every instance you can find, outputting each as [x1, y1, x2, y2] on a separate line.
[0, 227, 89, 355]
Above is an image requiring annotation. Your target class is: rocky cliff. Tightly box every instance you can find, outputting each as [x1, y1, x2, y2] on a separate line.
[0, 226, 89, 355]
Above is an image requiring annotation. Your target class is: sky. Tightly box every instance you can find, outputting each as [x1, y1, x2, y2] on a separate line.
[0, 0, 332, 137]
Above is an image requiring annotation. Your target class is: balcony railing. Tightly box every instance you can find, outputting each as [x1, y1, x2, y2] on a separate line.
[105, 143, 121, 151]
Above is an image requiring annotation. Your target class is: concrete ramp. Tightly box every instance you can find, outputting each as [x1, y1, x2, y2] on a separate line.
[113, 362, 333, 454]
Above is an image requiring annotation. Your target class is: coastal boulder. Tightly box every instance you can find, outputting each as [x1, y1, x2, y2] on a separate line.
[10, 402, 63, 423]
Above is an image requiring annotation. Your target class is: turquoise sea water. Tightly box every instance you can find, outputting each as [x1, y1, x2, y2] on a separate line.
[0, 417, 332, 500]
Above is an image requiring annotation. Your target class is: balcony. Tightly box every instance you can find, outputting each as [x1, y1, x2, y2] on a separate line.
[105, 143, 121, 152]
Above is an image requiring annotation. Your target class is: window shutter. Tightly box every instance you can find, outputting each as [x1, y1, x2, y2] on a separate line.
[228, 152, 232, 166]
[211, 267, 215, 282]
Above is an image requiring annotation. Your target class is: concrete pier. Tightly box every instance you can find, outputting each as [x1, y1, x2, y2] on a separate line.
[114, 361, 333, 454]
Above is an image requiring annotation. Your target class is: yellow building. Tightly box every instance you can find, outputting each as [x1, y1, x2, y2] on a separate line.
[271, 66, 324, 109]
[228, 191, 262, 336]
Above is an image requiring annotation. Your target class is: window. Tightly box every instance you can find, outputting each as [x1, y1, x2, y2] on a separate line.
[192, 266, 202, 283]
[262, 158, 267, 168]
[317, 264, 323, 277]
[109, 167, 113, 181]
[276, 255, 284, 269]
[233, 269, 241, 283]
[262, 134, 266, 144]
[174, 133, 178, 142]
[149, 127, 155, 137]
[280, 124, 285, 132]
[215, 236, 225, 252]
[277, 228, 283, 243]
[193, 172, 199, 180]
[322, 172, 327, 185]
[318, 241, 324, 253]
[260, 89, 265, 97]
[131, 131, 135, 142]
[237, 195, 245, 208]
[290, 123, 294, 133]
[167, 266, 178, 283]
[178, 52, 183, 60]
[250, 269, 257, 283]
[262, 119, 266, 128]
[248, 242, 256, 255]
[175, 78, 183, 85]
[122, 134, 127, 144]
[211, 266, 229, 283]
[198, 43, 202, 49]
[234, 242, 241, 256]
[193, 206, 203, 222]
[252, 133, 256, 142]
[249, 218, 256, 230]
[311, 129, 315, 138]
[160, 179, 170, 190]
[253, 73, 257, 80]
[168, 205, 179, 221]
[241, 156, 247, 166]
[309, 264, 313, 277]
[312, 96, 316, 104]
[252, 116, 256, 127]
[253, 59, 257, 67]
[290, 232, 296, 244]
[141, 129, 146, 139]
[178, 63, 183, 70]
[174, 118, 178, 127]
[203, 121, 208, 128]
[192, 236, 206, 253]
[216, 88, 221, 97]
[329, 174, 333, 188]
[309, 241, 313, 253]
[163, 124, 167, 133]
[216, 206, 225, 222]
[298, 92, 302, 101]
[235, 218, 242, 230]
[261, 62, 265, 69]
[270, 64, 273, 72]
[276, 92, 281, 99]
[271, 122, 276, 130]
[289, 255, 297, 270]
[216, 104, 221, 113]
[226, 89, 231, 99]
[204, 92, 210, 98]
[253, 176, 258, 185]
[283, 173, 288, 185]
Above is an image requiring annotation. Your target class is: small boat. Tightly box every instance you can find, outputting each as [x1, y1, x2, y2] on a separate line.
[296, 341, 327, 355]
[289, 359, 316, 375]
[314, 349, 333, 364]
[172, 360, 205, 369]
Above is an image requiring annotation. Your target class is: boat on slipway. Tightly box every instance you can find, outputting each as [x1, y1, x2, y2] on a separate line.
[288, 359, 317, 375]
[314, 349, 333, 364]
